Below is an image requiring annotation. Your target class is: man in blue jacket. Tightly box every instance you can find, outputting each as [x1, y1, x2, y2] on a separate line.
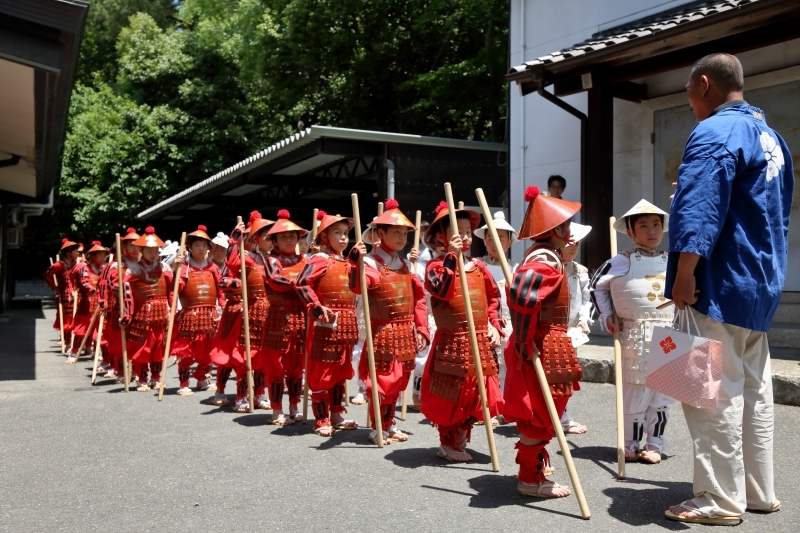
[665, 53, 793, 525]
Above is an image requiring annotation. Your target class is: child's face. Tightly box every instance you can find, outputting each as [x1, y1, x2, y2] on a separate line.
[254, 231, 272, 254]
[189, 240, 209, 261]
[298, 239, 310, 254]
[561, 244, 579, 263]
[90, 252, 108, 266]
[323, 222, 350, 254]
[275, 231, 299, 254]
[438, 218, 473, 251]
[211, 244, 227, 263]
[142, 247, 159, 263]
[377, 226, 409, 252]
[626, 215, 664, 248]
[65, 248, 79, 262]
[484, 229, 511, 259]
[124, 242, 140, 260]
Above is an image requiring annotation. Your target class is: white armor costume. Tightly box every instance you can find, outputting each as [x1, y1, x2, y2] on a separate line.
[566, 260, 592, 329]
[411, 250, 436, 399]
[591, 247, 676, 454]
[483, 257, 519, 391]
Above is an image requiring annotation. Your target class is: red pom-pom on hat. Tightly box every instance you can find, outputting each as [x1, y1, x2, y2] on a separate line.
[316, 210, 326, 221]
[246, 221, 252, 228]
[524, 186, 541, 202]
[198, 224, 207, 232]
[92, 240, 101, 246]
[277, 209, 290, 219]
[126, 227, 136, 234]
[249, 211, 261, 224]
[145, 226, 155, 234]
[385, 199, 399, 210]
[434, 201, 448, 214]
[62, 237, 68, 243]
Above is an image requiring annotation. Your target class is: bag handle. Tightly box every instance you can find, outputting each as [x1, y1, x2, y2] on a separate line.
[674, 307, 701, 337]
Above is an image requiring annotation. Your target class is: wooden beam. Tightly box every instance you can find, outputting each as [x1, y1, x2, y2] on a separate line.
[583, 86, 614, 272]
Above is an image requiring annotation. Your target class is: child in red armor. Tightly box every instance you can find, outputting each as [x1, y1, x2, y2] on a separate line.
[349, 199, 429, 445]
[66, 241, 110, 363]
[504, 186, 583, 498]
[121, 227, 170, 392]
[170, 225, 224, 395]
[44, 238, 80, 349]
[295, 211, 360, 437]
[262, 210, 309, 426]
[422, 202, 504, 461]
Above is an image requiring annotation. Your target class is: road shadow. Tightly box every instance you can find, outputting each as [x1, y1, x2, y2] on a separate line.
[603, 482, 693, 529]
[382, 446, 493, 471]
[313, 428, 377, 449]
[231, 413, 275, 427]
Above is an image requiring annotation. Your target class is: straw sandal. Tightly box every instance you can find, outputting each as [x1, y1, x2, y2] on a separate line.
[333, 419, 358, 430]
[437, 446, 472, 462]
[350, 392, 366, 405]
[369, 430, 392, 446]
[271, 413, 295, 426]
[562, 419, 588, 435]
[665, 501, 741, 526]
[518, 479, 571, 499]
[638, 443, 663, 464]
[388, 427, 408, 442]
[177, 387, 194, 396]
[136, 383, 150, 392]
[748, 499, 781, 513]
[314, 425, 336, 437]
[212, 392, 231, 406]
[196, 380, 216, 392]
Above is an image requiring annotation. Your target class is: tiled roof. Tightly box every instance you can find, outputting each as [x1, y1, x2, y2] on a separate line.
[509, 0, 760, 74]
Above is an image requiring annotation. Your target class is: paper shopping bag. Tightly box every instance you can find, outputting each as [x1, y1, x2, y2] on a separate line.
[645, 310, 722, 409]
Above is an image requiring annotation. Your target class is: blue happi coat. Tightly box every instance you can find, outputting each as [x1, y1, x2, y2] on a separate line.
[665, 102, 794, 332]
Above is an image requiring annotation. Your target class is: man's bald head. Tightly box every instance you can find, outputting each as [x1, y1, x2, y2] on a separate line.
[690, 53, 744, 95]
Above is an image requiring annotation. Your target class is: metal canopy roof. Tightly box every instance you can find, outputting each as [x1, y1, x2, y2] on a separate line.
[137, 125, 507, 222]
[507, 0, 800, 98]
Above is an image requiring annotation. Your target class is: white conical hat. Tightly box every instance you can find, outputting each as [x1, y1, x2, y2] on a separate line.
[211, 232, 228, 248]
[361, 217, 379, 245]
[474, 211, 518, 243]
[613, 199, 669, 234]
[567, 222, 592, 245]
[159, 240, 177, 257]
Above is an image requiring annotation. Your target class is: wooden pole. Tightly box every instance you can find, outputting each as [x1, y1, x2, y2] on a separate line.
[476, 188, 590, 518]
[237, 217, 255, 413]
[365, 201, 384, 427]
[458, 201, 464, 210]
[115, 234, 130, 392]
[73, 306, 100, 362]
[69, 287, 78, 353]
[51, 257, 66, 354]
[445, 184, 500, 471]
[91, 313, 105, 384]
[158, 232, 187, 401]
[352, 194, 384, 447]
[401, 209, 423, 421]
[609, 217, 626, 479]
[302, 208, 319, 423]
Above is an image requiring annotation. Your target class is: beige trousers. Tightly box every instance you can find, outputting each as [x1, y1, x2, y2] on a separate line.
[682, 307, 775, 516]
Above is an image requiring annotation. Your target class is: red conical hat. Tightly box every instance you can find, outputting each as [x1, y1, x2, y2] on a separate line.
[425, 201, 480, 243]
[121, 227, 140, 242]
[59, 238, 78, 251]
[369, 199, 414, 229]
[518, 186, 581, 240]
[86, 241, 108, 254]
[244, 210, 273, 236]
[187, 224, 212, 242]
[267, 209, 308, 237]
[132, 226, 166, 248]
[316, 210, 354, 235]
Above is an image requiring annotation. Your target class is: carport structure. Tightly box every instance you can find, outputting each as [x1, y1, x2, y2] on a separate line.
[138, 126, 508, 236]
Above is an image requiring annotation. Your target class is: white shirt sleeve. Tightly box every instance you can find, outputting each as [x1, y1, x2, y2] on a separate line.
[590, 254, 631, 331]
[578, 270, 593, 326]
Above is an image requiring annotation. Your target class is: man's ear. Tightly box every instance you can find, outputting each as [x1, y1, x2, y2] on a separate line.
[700, 74, 711, 97]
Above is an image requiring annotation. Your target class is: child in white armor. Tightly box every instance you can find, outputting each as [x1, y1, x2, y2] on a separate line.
[409, 226, 440, 411]
[558, 222, 593, 434]
[590, 200, 675, 464]
[474, 211, 519, 424]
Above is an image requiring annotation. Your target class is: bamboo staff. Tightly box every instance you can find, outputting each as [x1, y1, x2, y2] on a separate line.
[91, 313, 105, 384]
[302, 208, 320, 423]
[69, 287, 78, 353]
[476, 188, 590, 518]
[445, 184, 499, 472]
[115, 234, 131, 392]
[609, 217, 626, 479]
[158, 232, 187, 401]
[352, 193, 385, 447]
[365, 201, 384, 428]
[237, 217, 255, 412]
[51, 257, 67, 354]
[73, 306, 101, 362]
[400, 210, 423, 421]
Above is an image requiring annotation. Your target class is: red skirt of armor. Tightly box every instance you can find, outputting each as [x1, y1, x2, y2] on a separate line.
[357, 341, 410, 404]
[263, 341, 304, 379]
[53, 298, 74, 333]
[171, 305, 216, 362]
[308, 347, 355, 393]
[71, 309, 98, 338]
[420, 330, 504, 427]
[171, 333, 213, 363]
[126, 324, 166, 365]
[210, 300, 246, 370]
[502, 331, 572, 441]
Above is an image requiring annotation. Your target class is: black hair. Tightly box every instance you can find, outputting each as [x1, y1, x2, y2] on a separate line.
[690, 53, 744, 94]
[627, 213, 664, 230]
[547, 175, 566, 189]
[60, 245, 79, 256]
[187, 235, 209, 247]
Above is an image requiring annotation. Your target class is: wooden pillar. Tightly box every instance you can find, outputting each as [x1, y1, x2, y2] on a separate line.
[583, 86, 614, 271]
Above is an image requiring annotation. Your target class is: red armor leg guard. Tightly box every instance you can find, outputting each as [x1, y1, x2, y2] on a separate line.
[458, 417, 476, 445]
[311, 391, 330, 428]
[177, 360, 192, 388]
[381, 403, 395, 431]
[438, 425, 461, 449]
[286, 377, 303, 406]
[216, 366, 233, 393]
[515, 441, 551, 484]
[331, 382, 347, 414]
[149, 361, 161, 382]
[137, 364, 149, 383]
[235, 374, 247, 401]
[268, 380, 284, 410]
[253, 370, 266, 398]
[193, 362, 210, 382]
[70, 335, 84, 355]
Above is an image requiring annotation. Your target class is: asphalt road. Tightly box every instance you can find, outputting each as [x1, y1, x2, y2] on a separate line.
[1, 302, 798, 532]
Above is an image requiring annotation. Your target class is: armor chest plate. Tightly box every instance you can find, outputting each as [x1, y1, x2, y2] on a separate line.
[246, 264, 267, 299]
[180, 269, 217, 309]
[131, 274, 168, 303]
[540, 265, 570, 325]
[609, 252, 674, 321]
[431, 267, 488, 331]
[316, 256, 356, 308]
[368, 264, 414, 323]
[265, 257, 306, 304]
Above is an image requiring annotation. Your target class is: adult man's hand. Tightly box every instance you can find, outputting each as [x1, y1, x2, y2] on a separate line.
[672, 252, 700, 310]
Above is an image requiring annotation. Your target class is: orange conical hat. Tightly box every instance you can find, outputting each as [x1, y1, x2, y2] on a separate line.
[121, 227, 140, 242]
[132, 226, 166, 248]
[316, 210, 354, 235]
[86, 241, 108, 254]
[247, 210, 275, 236]
[267, 209, 308, 237]
[518, 186, 581, 240]
[59, 237, 78, 251]
[369, 199, 414, 229]
[425, 201, 480, 243]
[187, 224, 212, 242]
